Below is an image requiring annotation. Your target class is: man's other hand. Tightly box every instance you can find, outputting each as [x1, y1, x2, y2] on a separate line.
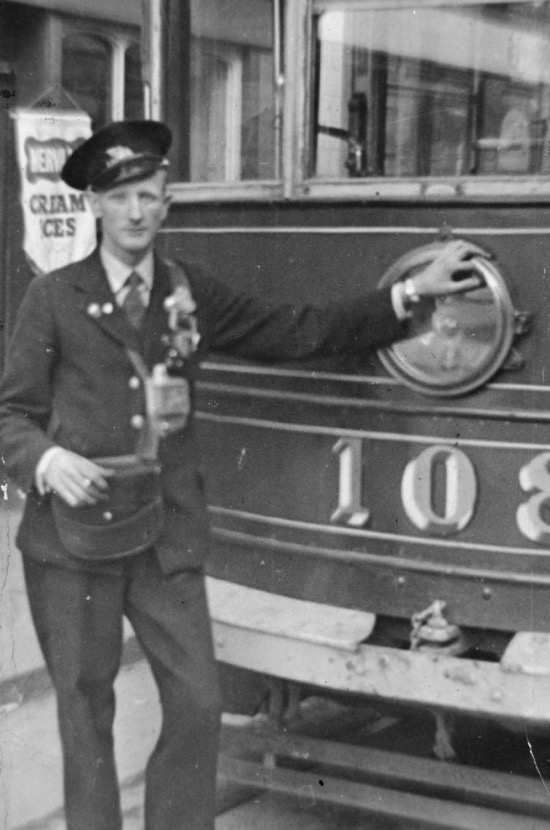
[43, 448, 113, 507]
[411, 240, 487, 298]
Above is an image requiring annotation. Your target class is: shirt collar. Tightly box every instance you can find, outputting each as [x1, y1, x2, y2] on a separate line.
[99, 246, 154, 295]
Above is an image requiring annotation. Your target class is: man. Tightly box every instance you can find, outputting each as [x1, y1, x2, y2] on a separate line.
[0, 120, 481, 830]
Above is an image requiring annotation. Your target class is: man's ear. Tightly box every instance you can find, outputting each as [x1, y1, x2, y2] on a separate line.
[85, 189, 102, 219]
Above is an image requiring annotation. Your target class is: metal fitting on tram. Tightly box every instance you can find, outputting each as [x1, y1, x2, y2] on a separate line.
[410, 600, 466, 656]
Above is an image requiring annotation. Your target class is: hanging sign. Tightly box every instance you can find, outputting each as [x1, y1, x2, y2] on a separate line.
[12, 109, 96, 274]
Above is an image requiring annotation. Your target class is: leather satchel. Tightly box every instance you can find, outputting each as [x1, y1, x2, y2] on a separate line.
[52, 455, 164, 562]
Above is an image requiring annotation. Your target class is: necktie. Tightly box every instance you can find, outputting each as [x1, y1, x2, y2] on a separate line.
[122, 272, 146, 328]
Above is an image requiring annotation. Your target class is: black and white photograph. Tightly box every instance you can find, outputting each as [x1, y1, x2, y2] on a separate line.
[1, 1, 550, 828]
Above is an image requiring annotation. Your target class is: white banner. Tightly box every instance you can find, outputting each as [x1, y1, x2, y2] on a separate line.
[13, 109, 96, 275]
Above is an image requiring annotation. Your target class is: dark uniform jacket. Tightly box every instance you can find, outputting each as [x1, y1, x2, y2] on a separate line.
[0, 249, 404, 574]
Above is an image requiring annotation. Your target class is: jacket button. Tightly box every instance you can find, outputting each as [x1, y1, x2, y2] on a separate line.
[129, 376, 140, 389]
[131, 414, 144, 429]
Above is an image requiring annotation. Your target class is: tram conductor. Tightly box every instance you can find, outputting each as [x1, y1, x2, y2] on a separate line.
[0, 120, 482, 830]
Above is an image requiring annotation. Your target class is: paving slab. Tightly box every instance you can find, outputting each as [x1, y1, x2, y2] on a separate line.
[2, 659, 160, 829]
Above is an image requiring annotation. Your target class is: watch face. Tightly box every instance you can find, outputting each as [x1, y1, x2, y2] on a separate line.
[378, 243, 517, 396]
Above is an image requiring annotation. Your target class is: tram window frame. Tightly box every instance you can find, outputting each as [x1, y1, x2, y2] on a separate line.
[59, 16, 143, 130]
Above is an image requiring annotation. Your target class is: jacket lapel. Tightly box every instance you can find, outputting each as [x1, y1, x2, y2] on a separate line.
[70, 249, 144, 351]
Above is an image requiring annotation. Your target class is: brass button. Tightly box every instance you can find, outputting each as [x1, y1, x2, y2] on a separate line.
[131, 414, 144, 429]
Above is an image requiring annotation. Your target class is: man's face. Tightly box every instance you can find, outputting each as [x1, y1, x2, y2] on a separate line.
[87, 170, 171, 265]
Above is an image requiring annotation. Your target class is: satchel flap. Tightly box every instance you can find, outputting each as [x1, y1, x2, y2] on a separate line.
[53, 498, 164, 561]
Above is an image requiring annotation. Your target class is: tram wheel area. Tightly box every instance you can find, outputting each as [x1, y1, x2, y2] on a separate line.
[217, 695, 550, 830]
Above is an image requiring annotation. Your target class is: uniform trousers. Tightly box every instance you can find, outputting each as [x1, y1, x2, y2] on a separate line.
[22, 551, 223, 830]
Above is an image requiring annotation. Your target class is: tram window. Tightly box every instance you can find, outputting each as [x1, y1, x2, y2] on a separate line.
[169, 0, 279, 183]
[62, 34, 111, 129]
[312, 1, 550, 179]
[124, 43, 145, 121]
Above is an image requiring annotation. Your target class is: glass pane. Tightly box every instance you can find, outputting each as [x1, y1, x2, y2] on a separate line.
[312, 1, 550, 179]
[62, 34, 111, 130]
[124, 43, 144, 120]
[170, 0, 279, 183]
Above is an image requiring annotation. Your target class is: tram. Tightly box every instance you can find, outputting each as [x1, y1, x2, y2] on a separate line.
[4, 0, 550, 825]
[147, 0, 550, 822]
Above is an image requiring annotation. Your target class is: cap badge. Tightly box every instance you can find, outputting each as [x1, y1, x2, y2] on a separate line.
[105, 146, 135, 168]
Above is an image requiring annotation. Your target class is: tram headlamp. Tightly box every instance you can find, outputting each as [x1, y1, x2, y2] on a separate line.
[377, 242, 520, 397]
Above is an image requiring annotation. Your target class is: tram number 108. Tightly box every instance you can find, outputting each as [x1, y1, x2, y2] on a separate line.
[331, 438, 550, 545]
